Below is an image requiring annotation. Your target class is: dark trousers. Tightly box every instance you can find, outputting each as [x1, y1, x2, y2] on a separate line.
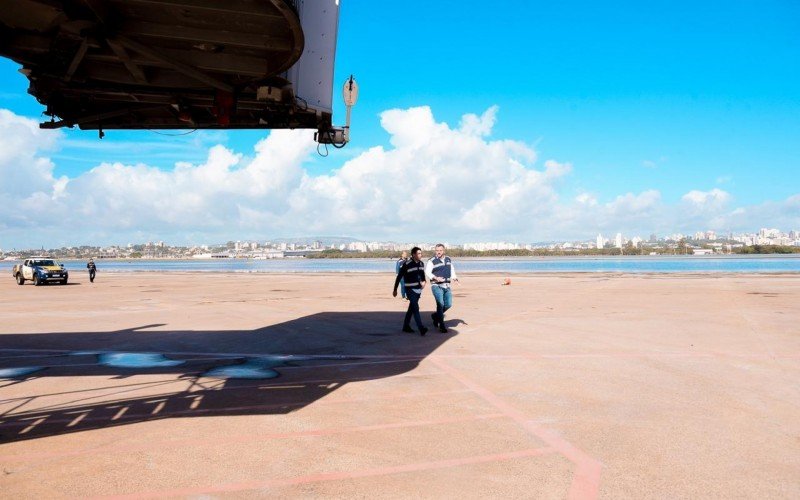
[89, 270, 96, 282]
[403, 289, 423, 329]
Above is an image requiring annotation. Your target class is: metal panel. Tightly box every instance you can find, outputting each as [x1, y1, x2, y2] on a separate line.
[286, 0, 340, 114]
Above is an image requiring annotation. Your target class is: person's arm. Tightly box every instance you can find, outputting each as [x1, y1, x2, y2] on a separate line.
[424, 259, 434, 282]
[451, 262, 458, 282]
[393, 262, 406, 296]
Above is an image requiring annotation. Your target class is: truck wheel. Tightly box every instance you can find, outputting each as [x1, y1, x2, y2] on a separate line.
[61, 278, 68, 285]
[33, 275, 41, 286]
[15, 273, 24, 285]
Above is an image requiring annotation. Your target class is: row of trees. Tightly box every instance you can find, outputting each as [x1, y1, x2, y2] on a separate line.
[305, 244, 800, 259]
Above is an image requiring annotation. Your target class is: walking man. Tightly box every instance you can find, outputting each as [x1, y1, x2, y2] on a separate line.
[393, 247, 429, 336]
[426, 244, 458, 333]
[87, 258, 97, 283]
[395, 250, 409, 300]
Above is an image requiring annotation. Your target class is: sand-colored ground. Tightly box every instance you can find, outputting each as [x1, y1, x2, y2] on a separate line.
[1, 272, 798, 499]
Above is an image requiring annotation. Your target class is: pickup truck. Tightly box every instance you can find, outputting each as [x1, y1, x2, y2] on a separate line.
[13, 257, 69, 285]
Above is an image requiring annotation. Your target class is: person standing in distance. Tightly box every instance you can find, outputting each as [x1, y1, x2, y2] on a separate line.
[87, 258, 97, 283]
[393, 247, 429, 336]
[395, 250, 409, 300]
[426, 244, 459, 333]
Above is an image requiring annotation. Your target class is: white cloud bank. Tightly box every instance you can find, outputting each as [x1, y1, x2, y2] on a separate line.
[0, 106, 797, 247]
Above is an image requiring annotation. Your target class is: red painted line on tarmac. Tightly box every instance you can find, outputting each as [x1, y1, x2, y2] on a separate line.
[95, 447, 555, 499]
[5, 412, 506, 463]
[430, 358, 602, 500]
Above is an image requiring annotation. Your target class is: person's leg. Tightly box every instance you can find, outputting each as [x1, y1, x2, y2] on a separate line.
[431, 285, 445, 325]
[442, 287, 452, 316]
[410, 292, 425, 332]
[438, 288, 452, 332]
[403, 292, 413, 329]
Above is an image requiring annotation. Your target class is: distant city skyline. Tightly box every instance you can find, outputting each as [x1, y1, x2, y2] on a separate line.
[3, 227, 798, 257]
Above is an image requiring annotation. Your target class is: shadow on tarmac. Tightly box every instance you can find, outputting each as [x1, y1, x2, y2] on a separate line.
[0, 312, 456, 443]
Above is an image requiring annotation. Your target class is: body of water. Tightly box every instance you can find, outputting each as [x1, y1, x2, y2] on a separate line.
[3, 255, 800, 274]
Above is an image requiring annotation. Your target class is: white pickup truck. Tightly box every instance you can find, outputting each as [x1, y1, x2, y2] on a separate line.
[12, 257, 69, 286]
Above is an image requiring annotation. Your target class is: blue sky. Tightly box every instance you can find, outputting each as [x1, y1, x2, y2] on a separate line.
[1, 0, 799, 247]
[333, 0, 800, 204]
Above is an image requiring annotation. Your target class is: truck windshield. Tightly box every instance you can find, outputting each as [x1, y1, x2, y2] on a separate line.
[32, 260, 57, 266]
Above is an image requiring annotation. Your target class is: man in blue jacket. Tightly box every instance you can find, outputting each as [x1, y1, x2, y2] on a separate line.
[395, 250, 408, 299]
[87, 258, 97, 283]
[425, 244, 459, 333]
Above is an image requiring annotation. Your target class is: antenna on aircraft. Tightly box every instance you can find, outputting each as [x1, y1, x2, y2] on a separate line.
[343, 75, 359, 143]
[316, 75, 358, 151]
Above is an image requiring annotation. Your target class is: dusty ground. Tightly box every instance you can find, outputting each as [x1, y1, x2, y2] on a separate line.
[0, 272, 798, 499]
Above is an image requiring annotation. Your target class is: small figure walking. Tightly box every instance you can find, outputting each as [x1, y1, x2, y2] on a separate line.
[426, 244, 459, 333]
[395, 250, 409, 300]
[393, 247, 429, 336]
[87, 258, 97, 283]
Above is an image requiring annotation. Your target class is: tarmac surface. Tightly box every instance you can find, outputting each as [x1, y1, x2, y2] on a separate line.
[1, 272, 799, 498]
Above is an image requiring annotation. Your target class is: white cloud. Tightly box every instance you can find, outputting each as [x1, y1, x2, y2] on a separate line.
[0, 107, 797, 248]
[682, 188, 731, 210]
[606, 190, 661, 215]
[458, 106, 498, 137]
[288, 106, 552, 237]
[0, 110, 66, 231]
[575, 192, 597, 207]
[0, 106, 563, 245]
[642, 156, 667, 169]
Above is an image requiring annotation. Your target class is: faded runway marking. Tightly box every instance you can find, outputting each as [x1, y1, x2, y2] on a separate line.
[431, 357, 603, 500]
[4, 412, 507, 463]
[95, 447, 556, 499]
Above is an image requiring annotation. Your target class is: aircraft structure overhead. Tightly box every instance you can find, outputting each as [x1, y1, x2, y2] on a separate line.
[0, 0, 350, 142]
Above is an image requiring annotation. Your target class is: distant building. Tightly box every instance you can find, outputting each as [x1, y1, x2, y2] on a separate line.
[614, 233, 623, 249]
[596, 234, 605, 249]
[760, 228, 780, 239]
[463, 242, 521, 251]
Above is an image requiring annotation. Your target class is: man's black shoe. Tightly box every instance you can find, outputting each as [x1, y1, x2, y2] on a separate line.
[402, 326, 415, 333]
[439, 325, 448, 333]
[430, 313, 439, 327]
[419, 326, 428, 336]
